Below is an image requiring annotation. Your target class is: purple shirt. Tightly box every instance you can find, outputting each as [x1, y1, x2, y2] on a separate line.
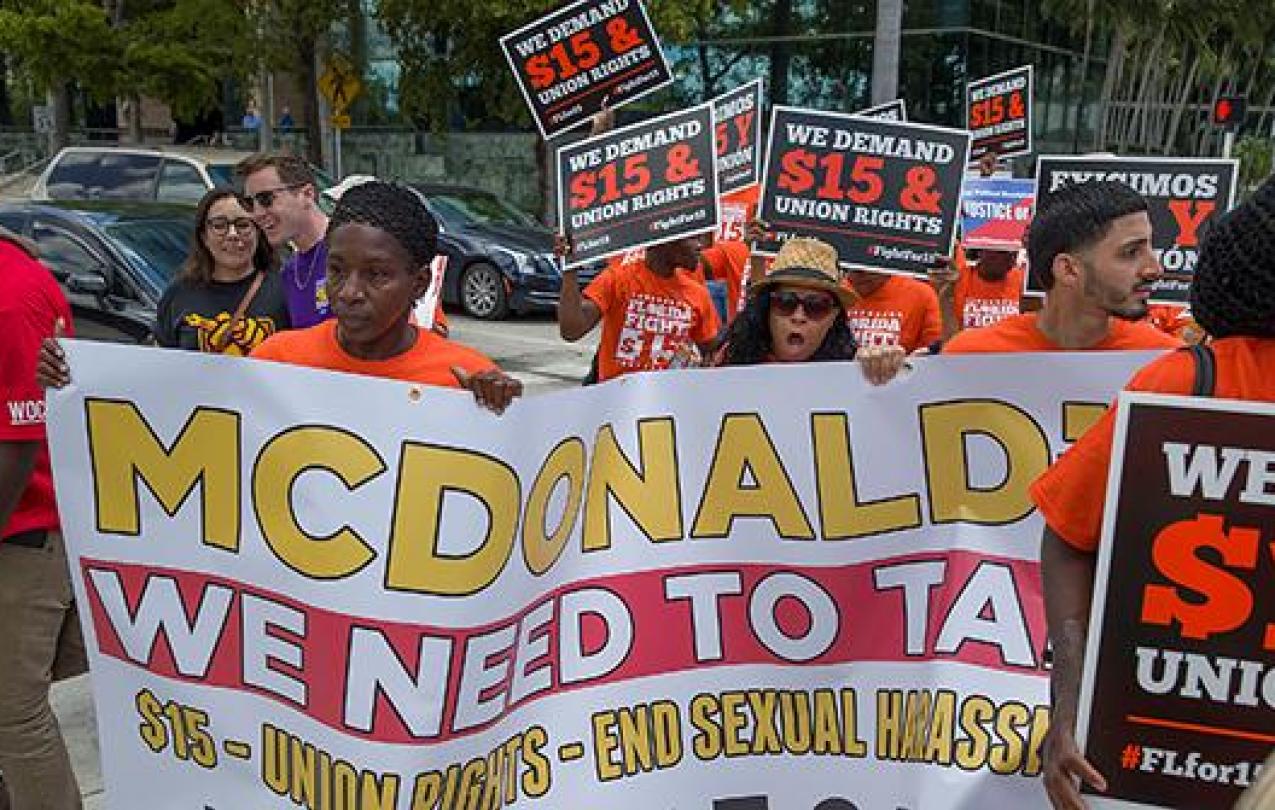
[281, 240, 331, 328]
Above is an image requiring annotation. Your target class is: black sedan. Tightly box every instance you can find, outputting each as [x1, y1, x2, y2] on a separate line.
[411, 183, 599, 319]
[0, 201, 193, 342]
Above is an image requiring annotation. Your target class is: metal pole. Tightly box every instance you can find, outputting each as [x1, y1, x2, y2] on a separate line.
[1223, 130, 1236, 159]
[334, 126, 343, 179]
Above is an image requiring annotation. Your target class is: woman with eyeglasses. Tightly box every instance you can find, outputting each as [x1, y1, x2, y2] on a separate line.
[713, 237, 906, 385]
[153, 188, 291, 355]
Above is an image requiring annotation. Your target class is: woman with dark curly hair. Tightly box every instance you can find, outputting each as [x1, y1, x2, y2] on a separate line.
[714, 237, 906, 384]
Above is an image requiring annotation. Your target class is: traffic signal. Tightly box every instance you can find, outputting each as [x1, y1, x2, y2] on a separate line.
[1212, 96, 1247, 128]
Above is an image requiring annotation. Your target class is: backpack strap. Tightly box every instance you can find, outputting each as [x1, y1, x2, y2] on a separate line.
[1187, 343, 1216, 398]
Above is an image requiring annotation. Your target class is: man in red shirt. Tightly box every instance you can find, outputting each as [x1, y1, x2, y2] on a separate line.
[1030, 175, 1275, 810]
[0, 231, 87, 809]
[944, 180, 1180, 354]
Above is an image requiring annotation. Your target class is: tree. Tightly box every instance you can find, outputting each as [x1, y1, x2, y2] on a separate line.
[375, 0, 718, 132]
[254, 0, 359, 164]
[120, 0, 258, 140]
[1043, 0, 1275, 156]
[0, 0, 118, 150]
[0, 0, 259, 149]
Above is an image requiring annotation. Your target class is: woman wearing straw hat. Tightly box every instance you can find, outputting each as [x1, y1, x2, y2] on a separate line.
[713, 237, 906, 385]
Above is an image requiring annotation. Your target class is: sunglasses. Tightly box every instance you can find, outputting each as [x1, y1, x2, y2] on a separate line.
[206, 216, 255, 237]
[239, 184, 304, 212]
[771, 290, 837, 320]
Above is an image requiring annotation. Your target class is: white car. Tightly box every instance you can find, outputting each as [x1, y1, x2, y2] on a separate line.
[30, 146, 332, 205]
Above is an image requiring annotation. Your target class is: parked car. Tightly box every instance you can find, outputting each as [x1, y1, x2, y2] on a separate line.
[0, 201, 194, 342]
[29, 146, 333, 206]
[408, 183, 599, 319]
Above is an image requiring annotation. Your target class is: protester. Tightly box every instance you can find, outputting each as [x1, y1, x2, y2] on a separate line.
[241, 105, 261, 132]
[249, 181, 522, 413]
[976, 146, 1000, 178]
[323, 174, 448, 337]
[557, 235, 720, 383]
[943, 180, 1181, 354]
[843, 269, 943, 353]
[0, 230, 87, 810]
[948, 245, 1025, 334]
[1030, 175, 1275, 810]
[235, 154, 331, 328]
[715, 237, 907, 385]
[153, 189, 288, 355]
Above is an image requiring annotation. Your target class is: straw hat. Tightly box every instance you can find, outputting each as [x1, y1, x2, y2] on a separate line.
[750, 237, 856, 308]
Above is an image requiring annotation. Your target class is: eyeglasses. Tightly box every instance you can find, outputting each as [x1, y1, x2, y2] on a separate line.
[771, 290, 837, 320]
[206, 216, 255, 237]
[239, 184, 304, 212]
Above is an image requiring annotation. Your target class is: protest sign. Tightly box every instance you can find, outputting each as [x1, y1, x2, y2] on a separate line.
[758, 105, 971, 276]
[1032, 156, 1239, 303]
[967, 66, 1033, 160]
[500, 0, 673, 139]
[411, 254, 448, 329]
[1077, 393, 1275, 810]
[960, 177, 1035, 251]
[856, 99, 908, 121]
[718, 185, 756, 243]
[712, 79, 765, 196]
[47, 342, 1159, 810]
[558, 103, 718, 268]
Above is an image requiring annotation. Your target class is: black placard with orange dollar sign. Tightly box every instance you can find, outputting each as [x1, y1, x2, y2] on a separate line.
[967, 65, 1033, 160]
[500, 0, 674, 140]
[757, 106, 972, 277]
[1076, 394, 1275, 810]
[557, 104, 719, 269]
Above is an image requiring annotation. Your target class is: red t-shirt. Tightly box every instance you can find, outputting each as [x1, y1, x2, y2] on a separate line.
[953, 251, 1025, 330]
[0, 240, 74, 540]
[251, 319, 496, 385]
[943, 312, 1182, 354]
[585, 262, 719, 382]
[845, 275, 942, 352]
[1031, 337, 1275, 552]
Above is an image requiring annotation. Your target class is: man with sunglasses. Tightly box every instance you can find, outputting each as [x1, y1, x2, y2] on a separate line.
[235, 154, 332, 329]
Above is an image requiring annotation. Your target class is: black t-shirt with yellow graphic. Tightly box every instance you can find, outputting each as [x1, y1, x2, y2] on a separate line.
[154, 272, 292, 355]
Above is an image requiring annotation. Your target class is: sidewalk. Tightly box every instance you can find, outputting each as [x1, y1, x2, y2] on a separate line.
[50, 675, 103, 809]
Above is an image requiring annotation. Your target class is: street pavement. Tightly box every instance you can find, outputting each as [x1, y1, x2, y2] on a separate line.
[49, 311, 593, 808]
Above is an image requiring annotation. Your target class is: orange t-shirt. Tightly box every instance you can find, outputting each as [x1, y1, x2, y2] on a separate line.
[250, 319, 496, 385]
[585, 262, 720, 382]
[943, 312, 1183, 354]
[953, 251, 1025, 330]
[845, 275, 942, 352]
[698, 240, 751, 316]
[1143, 303, 1202, 342]
[1031, 337, 1275, 552]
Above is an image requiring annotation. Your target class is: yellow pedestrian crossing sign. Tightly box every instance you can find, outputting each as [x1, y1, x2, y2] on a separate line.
[319, 56, 361, 113]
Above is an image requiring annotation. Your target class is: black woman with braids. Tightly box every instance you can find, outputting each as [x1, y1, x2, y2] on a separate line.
[712, 236, 908, 386]
[246, 181, 523, 413]
[1030, 175, 1275, 810]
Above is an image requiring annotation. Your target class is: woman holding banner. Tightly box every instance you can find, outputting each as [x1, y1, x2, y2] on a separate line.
[713, 237, 906, 385]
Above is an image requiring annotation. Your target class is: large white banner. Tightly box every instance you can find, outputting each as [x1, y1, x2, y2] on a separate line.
[47, 343, 1161, 810]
